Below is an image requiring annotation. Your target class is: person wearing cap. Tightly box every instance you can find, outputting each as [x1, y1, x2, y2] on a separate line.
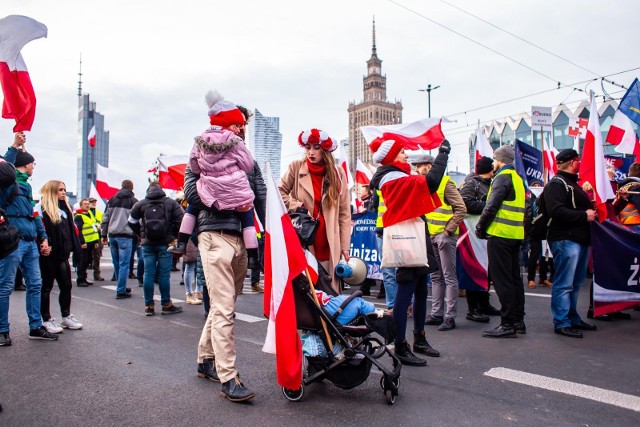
[459, 156, 501, 322]
[475, 145, 527, 338]
[74, 198, 100, 287]
[416, 154, 467, 331]
[543, 148, 597, 338]
[1, 132, 57, 345]
[279, 128, 352, 293]
[88, 197, 105, 281]
[370, 138, 450, 366]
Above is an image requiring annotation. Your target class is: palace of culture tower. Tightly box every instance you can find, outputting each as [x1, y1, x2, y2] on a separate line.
[347, 19, 403, 172]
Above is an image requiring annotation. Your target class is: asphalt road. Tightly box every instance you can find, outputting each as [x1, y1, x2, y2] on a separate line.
[1, 252, 639, 427]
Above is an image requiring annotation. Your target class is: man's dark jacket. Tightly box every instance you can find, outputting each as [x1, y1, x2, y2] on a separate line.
[544, 170, 593, 246]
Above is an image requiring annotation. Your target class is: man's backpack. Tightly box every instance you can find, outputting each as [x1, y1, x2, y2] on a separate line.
[143, 200, 169, 241]
[526, 176, 574, 240]
[0, 184, 21, 259]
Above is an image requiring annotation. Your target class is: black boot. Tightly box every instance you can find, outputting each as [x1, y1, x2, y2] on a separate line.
[220, 375, 255, 402]
[394, 340, 427, 366]
[247, 248, 260, 271]
[412, 330, 440, 357]
[466, 309, 490, 323]
[197, 358, 220, 382]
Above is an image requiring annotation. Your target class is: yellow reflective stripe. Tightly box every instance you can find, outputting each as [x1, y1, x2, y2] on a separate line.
[427, 219, 449, 226]
[426, 176, 455, 234]
[500, 204, 525, 213]
[487, 169, 525, 239]
[492, 217, 523, 227]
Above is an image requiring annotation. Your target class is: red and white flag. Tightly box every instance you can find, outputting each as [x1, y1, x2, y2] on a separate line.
[542, 139, 558, 181]
[607, 110, 640, 162]
[89, 182, 106, 212]
[361, 117, 446, 151]
[355, 159, 372, 185]
[87, 125, 97, 147]
[96, 164, 127, 200]
[580, 95, 616, 222]
[474, 120, 494, 164]
[334, 138, 354, 190]
[157, 155, 187, 191]
[0, 15, 47, 132]
[262, 161, 308, 390]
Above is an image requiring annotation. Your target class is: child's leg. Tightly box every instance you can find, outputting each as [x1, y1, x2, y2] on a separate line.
[240, 209, 258, 249]
[169, 208, 198, 254]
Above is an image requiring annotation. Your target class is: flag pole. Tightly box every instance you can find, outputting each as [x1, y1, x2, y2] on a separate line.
[304, 267, 334, 353]
[541, 125, 547, 185]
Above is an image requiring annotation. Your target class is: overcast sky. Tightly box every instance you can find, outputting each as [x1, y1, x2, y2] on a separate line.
[2, 0, 638, 196]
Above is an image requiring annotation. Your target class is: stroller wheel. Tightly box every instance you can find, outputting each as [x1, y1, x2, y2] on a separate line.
[385, 389, 396, 405]
[282, 384, 304, 402]
[380, 376, 400, 391]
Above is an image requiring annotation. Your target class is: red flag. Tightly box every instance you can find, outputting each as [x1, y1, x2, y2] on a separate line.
[579, 96, 616, 222]
[355, 159, 372, 185]
[334, 138, 354, 190]
[361, 118, 446, 151]
[0, 15, 47, 132]
[542, 139, 558, 181]
[87, 125, 97, 147]
[96, 164, 127, 200]
[157, 155, 187, 190]
[262, 162, 307, 390]
[474, 121, 494, 164]
[608, 110, 640, 162]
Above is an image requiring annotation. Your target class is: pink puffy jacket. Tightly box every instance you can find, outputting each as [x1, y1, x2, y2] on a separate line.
[189, 126, 255, 210]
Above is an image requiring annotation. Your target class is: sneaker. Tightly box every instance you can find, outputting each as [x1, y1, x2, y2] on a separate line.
[144, 305, 155, 316]
[43, 318, 64, 334]
[60, 314, 83, 330]
[116, 293, 131, 299]
[425, 315, 444, 326]
[438, 318, 456, 331]
[161, 302, 183, 315]
[186, 293, 203, 305]
[220, 375, 255, 402]
[197, 358, 220, 382]
[29, 326, 59, 341]
[0, 332, 11, 346]
[251, 282, 264, 293]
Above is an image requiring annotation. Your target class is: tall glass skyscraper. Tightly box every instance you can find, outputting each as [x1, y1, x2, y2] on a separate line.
[77, 94, 109, 198]
[247, 108, 282, 180]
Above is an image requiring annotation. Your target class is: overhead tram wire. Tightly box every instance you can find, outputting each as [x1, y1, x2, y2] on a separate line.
[386, 0, 561, 86]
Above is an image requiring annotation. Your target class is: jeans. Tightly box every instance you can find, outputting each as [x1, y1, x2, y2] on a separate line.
[549, 240, 590, 329]
[110, 236, 133, 295]
[0, 240, 43, 332]
[142, 245, 172, 306]
[136, 246, 144, 283]
[184, 261, 197, 294]
[377, 235, 397, 309]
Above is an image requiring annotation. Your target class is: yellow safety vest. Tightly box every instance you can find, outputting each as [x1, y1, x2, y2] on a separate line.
[92, 209, 103, 224]
[78, 211, 100, 243]
[426, 176, 457, 235]
[376, 189, 386, 228]
[486, 168, 525, 239]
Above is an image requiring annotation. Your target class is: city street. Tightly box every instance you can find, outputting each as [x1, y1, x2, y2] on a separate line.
[1, 253, 639, 427]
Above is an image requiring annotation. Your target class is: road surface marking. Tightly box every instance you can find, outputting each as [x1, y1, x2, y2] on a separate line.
[101, 285, 184, 303]
[235, 313, 266, 323]
[484, 367, 640, 413]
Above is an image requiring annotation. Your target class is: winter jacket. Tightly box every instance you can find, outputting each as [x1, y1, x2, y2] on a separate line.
[459, 173, 491, 215]
[101, 188, 137, 238]
[247, 161, 267, 227]
[279, 158, 352, 293]
[128, 185, 184, 246]
[190, 127, 255, 210]
[36, 200, 81, 260]
[544, 170, 593, 246]
[476, 165, 518, 236]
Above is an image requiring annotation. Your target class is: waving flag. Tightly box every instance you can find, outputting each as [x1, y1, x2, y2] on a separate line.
[580, 95, 616, 221]
[542, 138, 558, 181]
[361, 117, 446, 151]
[334, 138, 354, 190]
[262, 161, 307, 390]
[355, 159, 372, 185]
[608, 110, 640, 162]
[474, 120, 494, 163]
[456, 216, 489, 291]
[0, 15, 47, 132]
[87, 125, 97, 147]
[618, 78, 640, 127]
[96, 164, 127, 200]
[157, 155, 187, 191]
[89, 182, 106, 212]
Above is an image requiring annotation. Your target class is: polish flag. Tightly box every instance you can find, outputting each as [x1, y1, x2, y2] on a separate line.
[87, 125, 97, 147]
[474, 120, 494, 163]
[580, 95, 616, 222]
[0, 15, 47, 132]
[157, 155, 187, 191]
[96, 164, 127, 200]
[607, 110, 640, 162]
[542, 139, 558, 181]
[361, 117, 446, 151]
[89, 182, 106, 212]
[334, 138, 354, 190]
[379, 172, 441, 227]
[262, 162, 308, 390]
[355, 159, 372, 185]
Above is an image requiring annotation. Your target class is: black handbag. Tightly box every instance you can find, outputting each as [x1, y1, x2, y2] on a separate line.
[0, 208, 20, 260]
[289, 209, 319, 247]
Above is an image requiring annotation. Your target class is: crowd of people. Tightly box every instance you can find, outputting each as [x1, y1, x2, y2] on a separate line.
[1, 89, 638, 404]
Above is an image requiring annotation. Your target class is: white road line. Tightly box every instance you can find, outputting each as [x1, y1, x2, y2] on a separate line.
[101, 285, 184, 303]
[484, 367, 640, 413]
[235, 313, 266, 323]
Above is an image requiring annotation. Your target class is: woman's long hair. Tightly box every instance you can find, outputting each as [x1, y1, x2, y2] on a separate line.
[39, 180, 71, 224]
[319, 149, 341, 207]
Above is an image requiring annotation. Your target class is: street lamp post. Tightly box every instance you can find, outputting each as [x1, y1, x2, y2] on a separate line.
[418, 84, 440, 117]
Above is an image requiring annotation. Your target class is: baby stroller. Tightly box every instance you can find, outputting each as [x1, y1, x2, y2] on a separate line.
[282, 264, 402, 405]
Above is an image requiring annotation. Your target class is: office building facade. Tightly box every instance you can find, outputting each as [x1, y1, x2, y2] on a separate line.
[247, 108, 282, 180]
[77, 93, 109, 198]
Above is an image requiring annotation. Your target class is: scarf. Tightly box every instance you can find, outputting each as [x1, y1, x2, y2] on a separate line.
[305, 159, 330, 261]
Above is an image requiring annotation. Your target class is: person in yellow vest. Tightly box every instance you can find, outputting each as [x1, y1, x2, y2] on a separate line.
[475, 145, 526, 338]
[74, 198, 100, 287]
[88, 197, 105, 281]
[415, 154, 467, 331]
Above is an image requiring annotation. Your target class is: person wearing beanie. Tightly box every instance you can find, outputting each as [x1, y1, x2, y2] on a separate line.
[459, 157, 501, 323]
[369, 138, 451, 366]
[1, 132, 57, 346]
[475, 145, 527, 338]
[279, 128, 351, 293]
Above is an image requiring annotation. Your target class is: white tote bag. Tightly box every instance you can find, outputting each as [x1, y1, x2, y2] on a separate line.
[381, 217, 429, 268]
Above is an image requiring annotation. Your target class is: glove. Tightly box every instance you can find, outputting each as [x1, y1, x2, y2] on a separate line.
[439, 139, 451, 154]
[475, 227, 487, 240]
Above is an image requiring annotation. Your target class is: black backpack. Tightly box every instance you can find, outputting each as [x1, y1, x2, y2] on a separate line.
[527, 176, 574, 240]
[143, 199, 169, 241]
[0, 184, 21, 259]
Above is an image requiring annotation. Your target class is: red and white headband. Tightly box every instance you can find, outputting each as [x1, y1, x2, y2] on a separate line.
[298, 128, 337, 152]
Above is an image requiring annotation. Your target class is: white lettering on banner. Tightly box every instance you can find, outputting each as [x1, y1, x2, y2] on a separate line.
[526, 167, 543, 181]
[349, 242, 379, 262]
[628, 257, 639, 287]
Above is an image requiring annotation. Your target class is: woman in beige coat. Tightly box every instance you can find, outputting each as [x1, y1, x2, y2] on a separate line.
[279, 129, 352, 293]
